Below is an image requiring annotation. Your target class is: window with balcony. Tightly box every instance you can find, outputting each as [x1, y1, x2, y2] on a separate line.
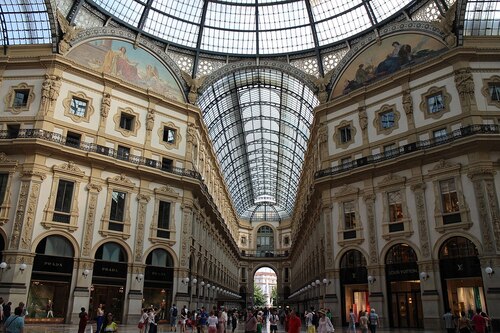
[109, 190, 126, 231]
[388, 190, 404, 232]
[157, 201, 171, 239]
[52, 180, 74, 224]
[117, 145, 130, 161]
[65, 131, 81, 148]
[433, 128, 448, 143]
[343, 201, 356, 231]
[440, 179, 461, 224]
[0, 174, 7, 206]
[7, 124, 20, 139]
[162, 157, 173, 172]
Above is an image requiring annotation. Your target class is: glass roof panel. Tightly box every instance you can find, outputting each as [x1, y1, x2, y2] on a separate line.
[150, 0, 203, 23]
[205, 2, 256, 30]
[198, 68, 318, 219]
[370, 0, 413, 22]
[93, 0, 144, 26]
[259, 1, 309, 30]
[315, 5, 372, 45]
[201, 27, 257, 54]
[310, 0, 364, 21]
[1, 0, 52, 45]
[464, 0, 500, 36]
[259, 25, 316, 54]
[144, 9, 199, 48]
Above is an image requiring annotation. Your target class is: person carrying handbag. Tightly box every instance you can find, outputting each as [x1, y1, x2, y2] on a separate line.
[317, 310, 334, 333]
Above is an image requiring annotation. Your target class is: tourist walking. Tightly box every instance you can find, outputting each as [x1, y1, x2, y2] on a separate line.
[4, 307, 24, 333]
[443, 308, 456, 333]
[358, 311, 368, 333]
[78, 307, 88, 333]
[317, 310, 334, 333]
[368, 309, 379, 333]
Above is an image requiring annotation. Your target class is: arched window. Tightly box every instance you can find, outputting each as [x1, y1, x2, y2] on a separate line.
[146, 249, 174, 267]
[386, 243, 417, 264]
[95, 242, 127, 262]
[439, 236, 478, 259]
[340, 249, 367, 268]
[257, 226, 274, 257]
[35, 235, 74, 257]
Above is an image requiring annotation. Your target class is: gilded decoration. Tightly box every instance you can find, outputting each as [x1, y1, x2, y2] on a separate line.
[4, 83, 35, 114]
[62, 91, 95, 123]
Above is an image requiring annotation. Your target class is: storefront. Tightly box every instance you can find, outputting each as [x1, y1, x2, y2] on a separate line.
[439, 237, 487, 317]
[91, 242, 128, 322]
[143, 248, 174, 320]
[27, 235, 74, 322]
[385, 243, 423, 328]
[340, 250, 369, 326]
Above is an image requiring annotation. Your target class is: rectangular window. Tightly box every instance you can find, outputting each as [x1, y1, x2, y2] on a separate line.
[157, 201, 171, 238]
[70, 98, 88, 117]
[65, 131, 81, 148]
[433, 128, 448, 142]
[341, 157, 351, 168]
[427, 93, 444, 113]
[340, 126, 352, 143]
[119, 113, 134, 131]
[7, 124, 20, 139]
[384, 144, 397, 157]
[163, 127, 176, 144]
[162, 157, 173, 171]
[13, 89, 30, 107]
[117, 145, 130, 161]
[109, 191, 126, 231]
[490, 84, 500, 101]
[388, 190, 404, 222]
[440, 179, 461, 224]
[380, 110, 395, 128]
[343, 201, 356, 230]
[53, 180, 74, 223]
[0, 173, 8, 205]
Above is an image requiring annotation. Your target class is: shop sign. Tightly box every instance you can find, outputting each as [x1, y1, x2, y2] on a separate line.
[145, 266, 173, 282]
[386, 263, 419, 281]
[33, 255, 73, 274]
[93, 260, 127, 278]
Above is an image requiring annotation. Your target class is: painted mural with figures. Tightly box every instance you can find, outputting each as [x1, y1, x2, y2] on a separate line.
[67, 39, 184, 102]
[332, 33, 447, 98]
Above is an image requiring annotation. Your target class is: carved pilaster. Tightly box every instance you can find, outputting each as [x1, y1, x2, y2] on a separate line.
[364, 194, 379, 264]
[454, 67, 477, 113]
[468, 168, 498, 254]
[82, 183, 102, 257]
[180, 203, 193, 268]
[11, 171, 45, 250]
[410, 183, 431, 258]
[323, 204, 334, 268]
[134, 194, 151, 262]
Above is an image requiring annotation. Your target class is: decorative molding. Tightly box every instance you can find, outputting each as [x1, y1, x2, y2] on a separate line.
[134, 194, 150, 262]
[3, 83, 35, 114]
[154, 185, 179, 198]
[113, 107, 141, 137]
[62, 91, 95, 123]
[107, 174, 136, 188]
[20, 182, 41, 249]
[481, 75, 500, 109]
[419, 86, 452, 120]
[411, 183, 431, 258]
[158, 121, 182, 150]
[53, 161, 85, 177]
[373, 104, 400, 136]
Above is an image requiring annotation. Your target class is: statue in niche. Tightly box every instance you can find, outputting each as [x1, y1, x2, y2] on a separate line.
[146, 108, 155, 131]
[100, 93, 111, 117]
[403, 89, 413, 115]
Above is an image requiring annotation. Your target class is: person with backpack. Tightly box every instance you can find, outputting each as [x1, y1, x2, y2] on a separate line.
[368, 309, 379, 333]
[305, 308, 317, 333]
[171, 305, 178, 332]
[269, 309, 279, 333]
[311, 307, 319, 329]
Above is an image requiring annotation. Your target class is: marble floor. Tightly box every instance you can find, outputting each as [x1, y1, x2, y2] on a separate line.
[22, 323, 449, 333]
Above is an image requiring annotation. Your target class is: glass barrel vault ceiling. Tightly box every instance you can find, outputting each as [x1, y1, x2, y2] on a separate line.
[89, 0, 415, 55]
[197, 68, 318, 220]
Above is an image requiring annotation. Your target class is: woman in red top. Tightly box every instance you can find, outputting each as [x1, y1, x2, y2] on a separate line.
[288, 310, 302, 333]
[472, 309, 486, 333]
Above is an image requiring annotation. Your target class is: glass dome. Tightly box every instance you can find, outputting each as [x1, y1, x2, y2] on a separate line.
[90, 0, 414, 56]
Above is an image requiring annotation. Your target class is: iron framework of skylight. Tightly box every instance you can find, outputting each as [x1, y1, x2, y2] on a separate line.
[197, 68, 318, 220]
[88, 0, 415, 56]
[0, 0, 53, 47]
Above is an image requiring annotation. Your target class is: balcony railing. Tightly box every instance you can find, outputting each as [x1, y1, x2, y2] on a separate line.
[0, 128, 202, 181]
[315, 124, 499, 179]
[240, 250, 289, 258]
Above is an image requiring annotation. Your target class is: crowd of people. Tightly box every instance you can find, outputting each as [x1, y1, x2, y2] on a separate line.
[0, 298, 29, 333]
[443, 308, 491, 333]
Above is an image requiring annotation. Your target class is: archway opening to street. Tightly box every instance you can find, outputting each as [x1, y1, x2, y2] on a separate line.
[253, 267, 278, 308]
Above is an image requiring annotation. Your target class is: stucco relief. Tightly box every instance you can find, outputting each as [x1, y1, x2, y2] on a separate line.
[364, 194, 379, 264]
[135, 194, 150, 262]
[82, 183, 102, 257]
[21, 182, 41, 249]
[411, 183, 430, 258]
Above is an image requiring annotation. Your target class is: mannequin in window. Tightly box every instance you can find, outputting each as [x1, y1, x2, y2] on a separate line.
[46, 299, 54, 318]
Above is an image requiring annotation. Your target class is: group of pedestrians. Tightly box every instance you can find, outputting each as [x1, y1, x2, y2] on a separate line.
[348, 308, 379, 333]
[443, 308, 491, 333]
